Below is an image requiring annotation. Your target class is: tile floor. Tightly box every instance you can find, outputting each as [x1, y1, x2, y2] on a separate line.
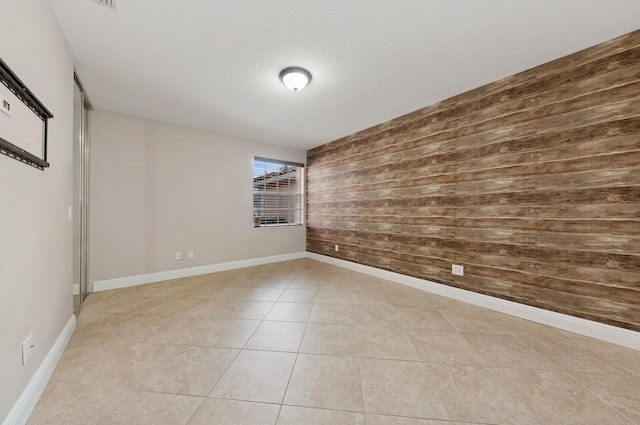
[28, 259, 640, 425]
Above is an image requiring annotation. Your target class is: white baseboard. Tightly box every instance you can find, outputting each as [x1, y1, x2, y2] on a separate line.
[2, 315, 76, 425]
[93, 252, 307, 292]
[307, 252, 640, 351]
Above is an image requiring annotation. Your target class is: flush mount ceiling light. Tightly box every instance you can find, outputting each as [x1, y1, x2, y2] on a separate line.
[279, 67, 312, 92]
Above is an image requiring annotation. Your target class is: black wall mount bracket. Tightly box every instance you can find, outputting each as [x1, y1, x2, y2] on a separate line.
[0, 57, 54, 170]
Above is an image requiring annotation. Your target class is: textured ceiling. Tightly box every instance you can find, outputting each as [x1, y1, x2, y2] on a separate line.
[48, 0, 640, 151]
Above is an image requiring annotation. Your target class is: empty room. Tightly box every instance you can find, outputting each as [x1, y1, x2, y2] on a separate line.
[1, 1, 639, 424]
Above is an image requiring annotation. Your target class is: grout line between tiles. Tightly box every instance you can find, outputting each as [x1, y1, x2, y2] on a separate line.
[45, 260, 640, 425]
[354, 278, 368, 422]
[273, 269, 308, 424]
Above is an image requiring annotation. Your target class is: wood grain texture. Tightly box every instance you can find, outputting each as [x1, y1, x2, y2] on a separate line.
[306, 30, 640, 331]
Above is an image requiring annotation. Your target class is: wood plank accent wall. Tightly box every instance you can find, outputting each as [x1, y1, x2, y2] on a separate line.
[306, 30, 640, 331]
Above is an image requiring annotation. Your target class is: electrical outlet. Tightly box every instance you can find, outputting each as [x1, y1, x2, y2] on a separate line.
[175, 252, 183, 261]
[335, 244, 339, 252]
[187, 251, 194, 260]
[22, 334, 34, 365]
[452, 264, 464, 276]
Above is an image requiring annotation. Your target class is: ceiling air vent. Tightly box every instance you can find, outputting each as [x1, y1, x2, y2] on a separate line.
[91, 0, 118, 11]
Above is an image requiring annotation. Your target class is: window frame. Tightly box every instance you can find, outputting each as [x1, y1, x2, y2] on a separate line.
[252, 157, 305, 228]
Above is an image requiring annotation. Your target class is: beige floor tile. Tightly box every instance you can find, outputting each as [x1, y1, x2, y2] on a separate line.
[91, 314, 173, 342]
[284, 354, 363, 411]
[185, 300, 274, 320]
[179, 283, 227, 299]
[568, 371, 640, 424]
[279, 288, 317, 302]
[300, 323, 358, 356]
[309, 303, 355, 324]
[424, 363, 540, 425]
[244, 321, 306, 352]
[408, 329, 485, 365]
[288, 276, 322, 289]
[277, 405, 365, 425]
[321, 278, 351, 288]
[147, 316, 199, 345]
[314, 289, 353, 304]
[357, 327, 420, 360]
[28, 259, 640, 425]
[212, 287, 284, 301]
[512, 319, 573, 339]
[243, 288, 287, 301]
[351, 292, 395, 306]
[252, 279, 292, 289]
[464, 333, 559, 370]
[359, 358, 450, 420]
[79, 292, 130, 312]
[317, 280, 353, 291]
[154, 316, 260, 347]
[365, 414, 454, 425]
[127, 343, 239, 396]
[71, 325, 135, 348]
[208, 286, 255, 300]
[209, 349, 297, 403]
[98, 391, 204, 425]
[125, 280, 193, 298]
[438, 309, 529, 335]
[59, 328, 106, 351]
[433, 297, 489, 312]
[91, 295, 166, 314]
[396, 307, 454, 330]
[564, 333, 640, 376]
[187, 398, 280, 425]
[224, 276, 272, 288]
[350, 274, 390, 285]
[496, 368, 635, 425]
[140, 297, 206, 316]
[74, 310, 134, 333]
[26, 381, 131, 425]
[265, 302, 313, 322]
[388, 289, 448, 309]
[354, 305, 404, 328]
[515, 330, 619, 374]
[51, 340, 134, 384]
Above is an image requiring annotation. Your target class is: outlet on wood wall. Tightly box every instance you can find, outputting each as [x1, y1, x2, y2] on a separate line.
[307, 30, 640, 331]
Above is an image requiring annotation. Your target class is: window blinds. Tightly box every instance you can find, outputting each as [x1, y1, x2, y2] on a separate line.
[253, 157, 305, 227]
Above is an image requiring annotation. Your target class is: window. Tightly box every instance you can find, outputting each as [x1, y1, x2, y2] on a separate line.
[253, 157, 305, 227]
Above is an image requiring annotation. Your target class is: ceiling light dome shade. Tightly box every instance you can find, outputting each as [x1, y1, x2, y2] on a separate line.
[279, 67, 312, 92]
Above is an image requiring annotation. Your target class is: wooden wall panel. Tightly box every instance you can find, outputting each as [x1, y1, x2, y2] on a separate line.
[306, 30, 640, 331]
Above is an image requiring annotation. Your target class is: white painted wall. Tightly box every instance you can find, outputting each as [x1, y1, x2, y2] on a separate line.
[0, 0, 74, 420]
[89, 110, 306, 284]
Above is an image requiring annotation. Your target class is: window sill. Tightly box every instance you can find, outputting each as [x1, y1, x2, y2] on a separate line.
[254, 223, 304, 228]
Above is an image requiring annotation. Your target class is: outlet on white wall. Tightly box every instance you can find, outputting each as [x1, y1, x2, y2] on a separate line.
[452, 264, 464, 276]
[175, 252, 183, 261]
[187, 251, 194, 260]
